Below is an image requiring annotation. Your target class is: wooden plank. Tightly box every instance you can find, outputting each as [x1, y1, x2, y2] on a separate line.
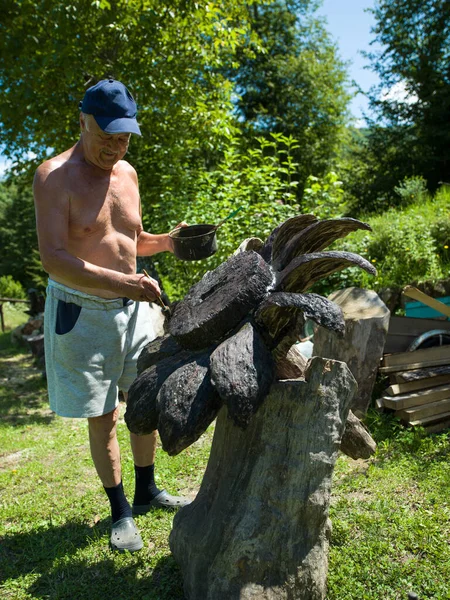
[395, 364, 450, 383]
[384, 315, 450, 354]
[386, 374, 450, 396]
[382, 344, 450, 368]
[403, 286, 450, 319]
[382, 384, 450, 410]
[423, 417, 450, 434]
[380, 357, 450, 373]
[397, 398, 450, 422]
[408, 411, 450, 429]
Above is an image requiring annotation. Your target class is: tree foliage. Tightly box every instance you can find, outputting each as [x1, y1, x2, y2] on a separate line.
[347, 0, 450, 213]
[232, 0, 350, 195]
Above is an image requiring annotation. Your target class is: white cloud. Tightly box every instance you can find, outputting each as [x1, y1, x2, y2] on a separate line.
[381, 81, 418, 105]
[0, 155, 12, 179]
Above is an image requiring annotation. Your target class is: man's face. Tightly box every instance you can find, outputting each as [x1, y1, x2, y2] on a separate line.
[80, 113, 131, 170]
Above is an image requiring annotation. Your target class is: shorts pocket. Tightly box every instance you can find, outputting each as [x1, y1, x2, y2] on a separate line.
[55, 299, 82, 335]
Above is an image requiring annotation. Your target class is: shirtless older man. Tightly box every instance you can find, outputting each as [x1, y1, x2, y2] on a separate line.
[33, 79, 189, 552]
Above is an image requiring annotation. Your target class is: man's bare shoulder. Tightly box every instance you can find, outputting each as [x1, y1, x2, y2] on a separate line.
[34, 147, 78, 186]
[116, 159, 138, 181]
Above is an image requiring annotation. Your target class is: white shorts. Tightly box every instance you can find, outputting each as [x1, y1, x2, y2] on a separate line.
[44, 279, 159, 418]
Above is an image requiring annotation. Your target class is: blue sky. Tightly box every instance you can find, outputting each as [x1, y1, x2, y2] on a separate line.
[0, 1, 379, 177]
[318, 0, 380, 124]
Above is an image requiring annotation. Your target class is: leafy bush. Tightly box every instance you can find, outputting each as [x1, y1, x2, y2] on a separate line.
[312, 183, 450, 296]
[0, 275, 26, 299]
[302, 171, 346, 219]
[146, 133, 300, 300]
[394, 175, 428, 207]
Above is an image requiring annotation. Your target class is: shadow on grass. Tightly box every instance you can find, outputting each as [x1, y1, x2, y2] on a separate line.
[0, 345, 53, 427]
[1, 519, 185, 600]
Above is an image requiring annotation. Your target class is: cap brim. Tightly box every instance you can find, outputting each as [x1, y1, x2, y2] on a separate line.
[94, 116, 141, 136]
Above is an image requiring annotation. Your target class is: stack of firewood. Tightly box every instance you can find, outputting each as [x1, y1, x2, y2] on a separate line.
[377, 326, 450, 433]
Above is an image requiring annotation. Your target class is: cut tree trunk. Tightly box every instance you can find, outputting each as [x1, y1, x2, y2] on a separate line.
[313, 287, 390, 417]
[169, 356, 357, 600]
[340, 410, 377, 459]
[274, 344, 376, 459]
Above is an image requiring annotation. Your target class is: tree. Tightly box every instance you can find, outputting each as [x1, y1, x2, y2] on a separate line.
[0, 0, 259, 195]
[0, 180, 43, 290]
[347, 0, 450, 212]
[232, 0, 350, 196]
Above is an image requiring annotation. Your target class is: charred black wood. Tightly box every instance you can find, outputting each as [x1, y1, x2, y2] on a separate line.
[273, 218, 372, 271]
[210, 321, 275, 429]
[276, 251, 377, 293]
[255, 292, 345, 346]
[137, 334, 184, 375]
[259, 214, 317, 263]
[125, 351, 191, 435]
[157, 356, 223, 456]
[169, 251, 274, 350]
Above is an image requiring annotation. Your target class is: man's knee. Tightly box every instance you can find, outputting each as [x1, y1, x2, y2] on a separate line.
[88, 407, 120, 438]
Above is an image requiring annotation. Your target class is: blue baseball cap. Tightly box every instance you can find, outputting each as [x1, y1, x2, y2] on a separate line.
[80, 79, 141, 136]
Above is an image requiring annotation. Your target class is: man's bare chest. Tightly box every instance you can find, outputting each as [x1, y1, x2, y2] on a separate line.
[68, 177, 141, 237]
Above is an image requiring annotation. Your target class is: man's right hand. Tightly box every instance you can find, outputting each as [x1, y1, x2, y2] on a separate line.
[123, 273, 161, 303]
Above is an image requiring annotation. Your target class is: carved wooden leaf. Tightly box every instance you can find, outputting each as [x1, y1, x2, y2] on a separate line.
[259, 214, 318, 263]
[255, 292, 345, 342]
[275, 251, 377, 293]
[273, 217, 372, 271]
[157, 356, 222, 456]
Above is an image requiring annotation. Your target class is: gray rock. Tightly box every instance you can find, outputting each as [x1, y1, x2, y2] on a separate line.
[314, 287, 390, 416]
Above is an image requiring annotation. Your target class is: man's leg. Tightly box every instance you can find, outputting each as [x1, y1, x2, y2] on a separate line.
[88, 407, 143, 551]
[88, 407, 122, 488]
[123, 392, 190, 512]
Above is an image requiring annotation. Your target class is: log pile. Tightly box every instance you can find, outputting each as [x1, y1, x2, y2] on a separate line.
[377, 344, 450, 433]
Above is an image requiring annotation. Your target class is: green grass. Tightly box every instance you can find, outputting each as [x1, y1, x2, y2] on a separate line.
[1, 329, 449, 599]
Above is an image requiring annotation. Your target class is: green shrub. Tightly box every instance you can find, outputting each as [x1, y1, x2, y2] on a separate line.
[312, 183, 450, 296]
[146, 133, 300, 300]
[394, 175, 428, 207]
[0, 275, 26, 299]
[302, 171, 346, 219]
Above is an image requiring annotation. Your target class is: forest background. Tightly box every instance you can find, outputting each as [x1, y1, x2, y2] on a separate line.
[0, 0, 449, 302]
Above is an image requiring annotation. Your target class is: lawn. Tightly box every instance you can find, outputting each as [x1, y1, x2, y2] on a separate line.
[0, 309, 449, 600]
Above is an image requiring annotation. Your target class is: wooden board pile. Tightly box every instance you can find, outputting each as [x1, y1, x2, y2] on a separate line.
[377, 315, 450, 433]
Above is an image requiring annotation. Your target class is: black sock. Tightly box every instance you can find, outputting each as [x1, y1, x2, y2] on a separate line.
[104, 481, 132, 523]
[133, 464, 163, 505]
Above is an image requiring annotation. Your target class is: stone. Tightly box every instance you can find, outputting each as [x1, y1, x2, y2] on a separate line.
[340, 409, 377, 459]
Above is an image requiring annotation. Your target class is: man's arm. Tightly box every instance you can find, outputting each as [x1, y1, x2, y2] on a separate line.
[33, 163, 160, 301]
[136, 231, 173, 256]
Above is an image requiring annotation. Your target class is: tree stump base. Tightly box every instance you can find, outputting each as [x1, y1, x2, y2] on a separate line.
[169, 357, 357, 600]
